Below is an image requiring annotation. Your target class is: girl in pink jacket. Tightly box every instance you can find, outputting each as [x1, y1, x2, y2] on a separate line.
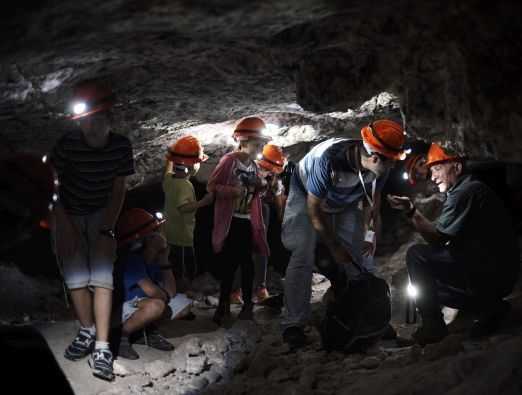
[207, 117, 270, 325]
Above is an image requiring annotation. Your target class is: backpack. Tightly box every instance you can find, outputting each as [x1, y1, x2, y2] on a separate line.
[316, 244, 391, 352]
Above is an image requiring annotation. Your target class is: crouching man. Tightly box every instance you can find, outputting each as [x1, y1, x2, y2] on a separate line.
[116, 208, 193, 359]
[388, 143, 520, 345]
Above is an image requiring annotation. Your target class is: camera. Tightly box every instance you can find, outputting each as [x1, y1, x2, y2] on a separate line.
[235, 168, 258, 188]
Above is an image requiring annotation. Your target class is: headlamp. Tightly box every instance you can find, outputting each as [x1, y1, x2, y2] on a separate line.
[72, 101, 87, 116]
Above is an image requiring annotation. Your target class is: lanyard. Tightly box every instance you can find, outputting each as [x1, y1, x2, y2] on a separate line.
[358, 171, 377, 209]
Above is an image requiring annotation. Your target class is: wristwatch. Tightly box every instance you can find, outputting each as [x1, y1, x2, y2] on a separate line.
[99, 228, 116, 239]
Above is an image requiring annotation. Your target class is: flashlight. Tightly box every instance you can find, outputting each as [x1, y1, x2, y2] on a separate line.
[42, 155, 48, 164]
[155, 212, 164, 221]
[402, 171, 409, 181]
[72, 102, 87, 116]
[405, 280, 418, 324]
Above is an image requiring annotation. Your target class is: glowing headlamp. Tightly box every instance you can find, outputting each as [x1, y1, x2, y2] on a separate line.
[72, 101, 87, 116]
[155, 212, 164, 221]
[402, 171, 409, 181]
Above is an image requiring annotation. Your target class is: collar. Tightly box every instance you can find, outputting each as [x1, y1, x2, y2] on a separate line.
[447, 174, 472, 194]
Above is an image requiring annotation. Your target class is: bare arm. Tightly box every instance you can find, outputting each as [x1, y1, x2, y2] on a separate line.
[307, 194, 353, 264]
[137, 279, 170, 302]
[178, 191, 215, 213]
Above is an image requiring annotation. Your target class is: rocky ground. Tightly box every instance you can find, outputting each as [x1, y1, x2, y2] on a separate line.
[4, 244, 521, 395]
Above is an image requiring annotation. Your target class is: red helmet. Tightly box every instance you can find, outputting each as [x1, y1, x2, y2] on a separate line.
[233, 117, 271, 142]
[257, 144, 286, 174]
[116, 208, 166, 246]
[425, 143, 460, 168]
[69, 79, 115, 120]
[166, 135, 208, 165]
[361, 119, 406, 160]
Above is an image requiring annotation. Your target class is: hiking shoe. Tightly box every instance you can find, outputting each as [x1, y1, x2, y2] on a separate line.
[64, 328, 95, 361]
[470, 300, 510, 339]
[253, 287, 270, 304]
[238, 304, 254, 320]
[134, 329, 174, 352]
[282, 326, 307, 349]
[118, 336, 139, 360]
[88, 348, 114, 381]
[230, 290, 244, 305]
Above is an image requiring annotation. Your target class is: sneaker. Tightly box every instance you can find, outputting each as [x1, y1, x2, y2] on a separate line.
[253, 287, 270, 304]
[133, 329, 174, 352]
[88, 348, 115, 381]
[282, 326, 307, 349]
[64, 328, 95, 361]
[230, 290, 244, 305]
[118, 336, 139, 360]
[238, 303, 254, 320]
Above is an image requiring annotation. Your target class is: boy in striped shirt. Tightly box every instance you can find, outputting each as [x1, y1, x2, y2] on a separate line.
[51, 79, 134, 381]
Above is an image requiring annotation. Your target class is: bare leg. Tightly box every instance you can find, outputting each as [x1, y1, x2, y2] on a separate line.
[69, 287, 94, 327]
[94, 287, 112, 342]
[122, 299, 166, 336]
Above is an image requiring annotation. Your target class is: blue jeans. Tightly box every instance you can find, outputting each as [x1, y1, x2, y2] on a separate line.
[280, 176, 374, 330]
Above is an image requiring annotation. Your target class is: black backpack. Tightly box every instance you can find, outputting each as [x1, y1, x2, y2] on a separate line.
[316, 244, 391, 352]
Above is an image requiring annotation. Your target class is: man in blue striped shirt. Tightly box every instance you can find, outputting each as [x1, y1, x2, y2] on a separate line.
[51, 79, 134, 381]
[281, 120, 405, 349]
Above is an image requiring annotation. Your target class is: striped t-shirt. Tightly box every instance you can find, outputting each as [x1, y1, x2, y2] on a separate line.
[51, 129, 135, 216]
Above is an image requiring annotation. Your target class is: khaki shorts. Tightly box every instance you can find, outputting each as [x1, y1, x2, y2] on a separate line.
[53, 209, 116, 290]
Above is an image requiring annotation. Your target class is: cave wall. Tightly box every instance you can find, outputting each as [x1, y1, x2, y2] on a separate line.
[1, 0, 521, 190]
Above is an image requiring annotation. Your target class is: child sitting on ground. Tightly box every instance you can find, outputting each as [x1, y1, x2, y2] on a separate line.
[116, 208, 193, 360]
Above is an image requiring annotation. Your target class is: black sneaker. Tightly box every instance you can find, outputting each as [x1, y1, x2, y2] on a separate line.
[64, 328, 95, 361]
[88, 348, 115, 381]
[118, 336, 139, 360]
[282, 326, 307, 349]
[134, 329, 174, 352]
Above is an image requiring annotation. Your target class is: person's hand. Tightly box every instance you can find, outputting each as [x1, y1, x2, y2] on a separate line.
[55, 214, 80, 260]
[362, 241, 377, 257]
[330, 244, 354, 265]
[387, 195, 414, 212]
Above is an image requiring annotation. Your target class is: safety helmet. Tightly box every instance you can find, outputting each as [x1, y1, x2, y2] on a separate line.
[166, 135, 208, 165]
[257, 144, 286, 174]
[233, 117, 271, 142]
[116, 208, 166, 246]
[361, 119, 406, 160]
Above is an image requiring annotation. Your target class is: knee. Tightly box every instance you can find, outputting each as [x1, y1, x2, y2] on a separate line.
[144, 298, 166, 317]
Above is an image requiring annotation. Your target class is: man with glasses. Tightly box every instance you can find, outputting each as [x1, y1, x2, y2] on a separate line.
[281, 120, 406, 348]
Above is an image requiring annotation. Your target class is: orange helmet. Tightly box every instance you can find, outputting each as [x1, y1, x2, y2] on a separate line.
[404, 154, 427, 185]
[425, 143, 460, 168]
[69, 79, 115, 120]
[361, 119, 406, 160]
[0, 153, 58, 230]
[116, 208, 166, 246]
[233, 117, 271, 142]
[257, 144, 286, 174]
[166, 135, 208, 165]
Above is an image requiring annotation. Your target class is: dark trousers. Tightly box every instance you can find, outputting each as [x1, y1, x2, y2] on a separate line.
[406, 243, 515, 316]
[169, 245, 197, 283]
[217, 217, 254, 310]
